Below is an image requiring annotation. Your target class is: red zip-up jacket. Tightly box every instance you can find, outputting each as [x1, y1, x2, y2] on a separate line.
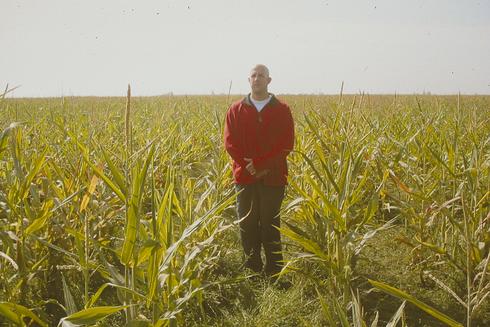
[224, 94, 294, 186]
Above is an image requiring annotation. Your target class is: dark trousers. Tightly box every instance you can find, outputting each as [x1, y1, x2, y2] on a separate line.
[236, 182, 285, 275]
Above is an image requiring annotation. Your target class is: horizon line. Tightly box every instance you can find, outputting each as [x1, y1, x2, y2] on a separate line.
[4, 92, 490, 99]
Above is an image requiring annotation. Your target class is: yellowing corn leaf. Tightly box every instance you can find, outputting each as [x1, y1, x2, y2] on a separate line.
[80, 166, 100, 213]
[389, 169, 412, 194]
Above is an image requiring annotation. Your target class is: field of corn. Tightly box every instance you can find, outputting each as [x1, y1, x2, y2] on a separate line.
[0, 90, 489, 326]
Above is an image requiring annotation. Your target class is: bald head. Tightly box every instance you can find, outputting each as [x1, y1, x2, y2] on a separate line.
[250, 64, 270, 78]
[249, 64, 272, 100]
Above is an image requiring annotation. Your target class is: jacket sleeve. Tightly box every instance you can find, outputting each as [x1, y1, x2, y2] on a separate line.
[253, 105, 294, 170]
[224, 105, 247, 168]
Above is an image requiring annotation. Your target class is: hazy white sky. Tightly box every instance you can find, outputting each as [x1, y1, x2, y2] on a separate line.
[1, 0, 489, 97]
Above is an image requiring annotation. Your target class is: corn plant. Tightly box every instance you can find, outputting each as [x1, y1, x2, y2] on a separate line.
[1, 94, 488, 326]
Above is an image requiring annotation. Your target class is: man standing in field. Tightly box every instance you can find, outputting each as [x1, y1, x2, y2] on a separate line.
[224, 64, 294, 277]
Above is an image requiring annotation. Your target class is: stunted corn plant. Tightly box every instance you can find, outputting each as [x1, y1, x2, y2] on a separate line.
[282, 102, 391, 305]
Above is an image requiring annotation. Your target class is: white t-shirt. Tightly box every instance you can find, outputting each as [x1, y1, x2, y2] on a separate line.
[250, 95, 272, 112]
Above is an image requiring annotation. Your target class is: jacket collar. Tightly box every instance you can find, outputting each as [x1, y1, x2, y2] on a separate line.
[242, 93, 278, 107]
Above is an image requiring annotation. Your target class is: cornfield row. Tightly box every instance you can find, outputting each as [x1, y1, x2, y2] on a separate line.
[0, 93, 489, 326]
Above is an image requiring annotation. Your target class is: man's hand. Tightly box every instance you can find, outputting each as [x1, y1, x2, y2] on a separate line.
[244, 158, 256, 176]
[244, 158, 269, 178]
[255, 169, 270, 179]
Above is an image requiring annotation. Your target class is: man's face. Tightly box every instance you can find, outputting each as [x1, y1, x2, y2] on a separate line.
[248, 67, 271, 93]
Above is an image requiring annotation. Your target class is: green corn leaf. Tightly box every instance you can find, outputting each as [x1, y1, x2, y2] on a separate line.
[312, 142, 342, 193]
[100, 146, 126, 193]
[147, 246, 165, 305]
[121, 144, 155, 266]
[29, 234, 79, 261]
[58, 305, 129, 327]
[121, 198, 139, 266]
[20, 147, 48, 199]
[136, 144, 155, 204]
[369, 279, 463, 327]
[294, 150, 329, 190]
[414, 238, 447, 255]
[315, 288, 336, 326]
[304, 113, 330, 151]
[89, 162, 126, 203]
[321, 159, 341, 195]
[10, 126, 24, 182]
[154, 319, 169, 327]
[283, 221, 310, 239]
[279, 227, 330, 262]
[351, 146, 366, 179]
[0, 122, 23, 157]
[25, 200, 54, 235]
[63, 129, 125, 203]
[304, 174, 345, 232]
[0, 303, 21, 325]
[0, 302, 48, 327]
[62, 274, 78, 315]
[425, 144, 456, 177]
[287, 180, 323, 213]
[338, 152, 352, 209]
[333, 296, 350, 327]
[157, 182, 174, 248]
[159, 194, 235, 273]
[361, 195, 379, 226]
[51, 186, 86, 213]
[349, 170, 369, 206]
[86, 283, 145, 308]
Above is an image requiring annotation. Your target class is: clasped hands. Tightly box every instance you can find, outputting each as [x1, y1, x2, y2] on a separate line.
[244, 158, 269, 178]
